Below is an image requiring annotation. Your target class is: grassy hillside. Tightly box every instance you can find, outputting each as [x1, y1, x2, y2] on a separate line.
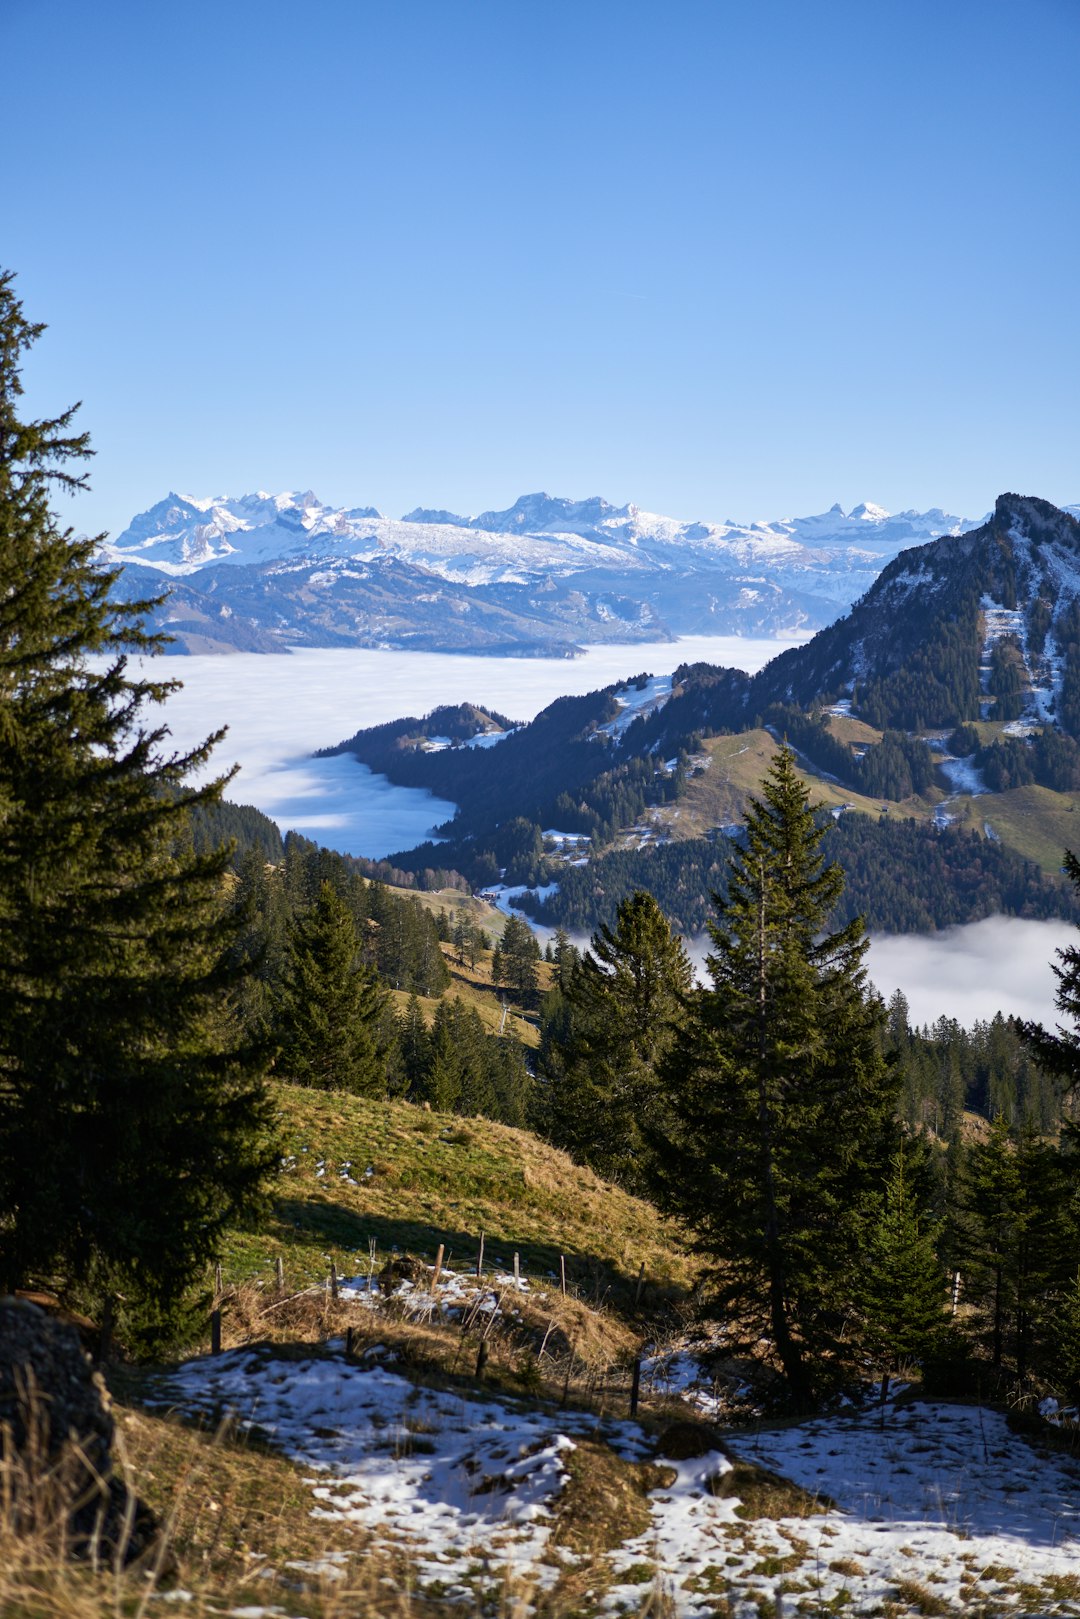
[637, 727, 943, 843]
[606, 723, 1080, 886]
[222, 1083, 695, 1306]
[387, 937, 551, 1046]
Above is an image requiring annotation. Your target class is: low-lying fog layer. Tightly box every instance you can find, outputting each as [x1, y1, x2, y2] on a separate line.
[137, 636, 795, 856]
[685, 919, 1072, 1030]
[135, 639, 1075, 1029]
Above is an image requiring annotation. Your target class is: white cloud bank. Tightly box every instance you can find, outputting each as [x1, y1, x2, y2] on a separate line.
[866, 915, 1073, 1030]
[136, 636, 792, 857]
[687, 916, 1073, 1028]
[133, 639, 1075, 1027]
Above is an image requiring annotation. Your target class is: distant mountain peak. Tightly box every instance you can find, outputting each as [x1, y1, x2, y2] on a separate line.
[98, 484, 1018, 655]
[849, 501, 890, 521]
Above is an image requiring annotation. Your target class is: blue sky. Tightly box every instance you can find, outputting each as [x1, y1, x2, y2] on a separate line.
[6, 0, 1079, 535]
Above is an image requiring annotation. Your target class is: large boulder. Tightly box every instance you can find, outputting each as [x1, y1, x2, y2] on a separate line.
[0, 1297, 159, 1562]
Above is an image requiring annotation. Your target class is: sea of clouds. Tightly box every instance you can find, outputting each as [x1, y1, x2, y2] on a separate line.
[140, 635, 787, 856]
[137, 637, 1075, 1029]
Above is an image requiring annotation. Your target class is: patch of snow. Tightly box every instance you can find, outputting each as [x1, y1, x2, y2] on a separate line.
[937, 754, 988, 795]
[593, 674, 673, 741]
[153, 1347, 1080, 1617]
[461, 728, 514, 748]
[153, 1348, 643, 1596]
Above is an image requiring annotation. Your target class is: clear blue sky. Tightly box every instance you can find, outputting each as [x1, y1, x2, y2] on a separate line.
[6, 0, 1079, 536]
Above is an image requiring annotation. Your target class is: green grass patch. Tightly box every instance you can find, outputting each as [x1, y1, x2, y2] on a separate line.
[979, 784, 1080, 874]
[222, 1084, 695, 1309]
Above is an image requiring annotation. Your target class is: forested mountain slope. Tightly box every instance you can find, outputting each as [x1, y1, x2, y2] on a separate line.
[321, 495, 1080, 933]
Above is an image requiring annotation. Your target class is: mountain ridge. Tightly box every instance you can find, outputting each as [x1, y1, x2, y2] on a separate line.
[98, 487, 990, 655]
[321, 493, 1080, 936]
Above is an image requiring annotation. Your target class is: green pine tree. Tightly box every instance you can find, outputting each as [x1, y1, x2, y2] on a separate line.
[420, 997, 466, 1112]
[957, 1115, 1072, 1377]
[540, 890, 692, 1191]
[654, 747, 896, 1405]
[499, 914, 540, 1003]
[275, 881, 387, 1093]
[398, 991, 431, 1097]
[858, 1143, 947, 1376]
[1048, 1267, 1080, 1404]
[0, 270, 276, 1332]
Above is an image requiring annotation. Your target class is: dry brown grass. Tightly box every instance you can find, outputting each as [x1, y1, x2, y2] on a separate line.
[387, 944, 551, 1047]
[705, 1460, 835, 1521]
[2, 1392, 670, 1619]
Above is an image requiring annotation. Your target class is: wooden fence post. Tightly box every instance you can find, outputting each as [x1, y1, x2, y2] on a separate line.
[275, 1255, 285, 1294]
[559, 1254, 567, 1295]
[634, 1262, 646, 1306]
[330, 1260, 339, 1301]
[346, 1326, 355, 1359]
[432, 1243, 445, 1293]
[210, 1308, 222, 1355]
[476, 1231, 485, 1278]
[630, 1355, 642, 1417]
[97, 1294, 114, 1368]
[513, 1251, 520, 1288]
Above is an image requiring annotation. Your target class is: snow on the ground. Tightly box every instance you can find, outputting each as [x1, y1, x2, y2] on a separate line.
[153, 1338, 1080, 1617]
[542, 828, 591, 847]
[153, 1346, 647, 1603]
[977, 590, 1063, 732]
[594, 674, 673, 740]
[335, 1263, 534, 1323]
[936, 752, 988, 795]
[481, 882, 559, 922]
[640, 1345, 740, 1420]
[718, 1400, 1080, 1614]
[462, 728, 515, 748]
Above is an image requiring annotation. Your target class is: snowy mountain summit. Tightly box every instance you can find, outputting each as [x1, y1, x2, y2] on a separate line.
[101, 488, 983, 655]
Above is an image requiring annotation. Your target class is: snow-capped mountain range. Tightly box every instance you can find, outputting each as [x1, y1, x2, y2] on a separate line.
[102, 489, 988, 655]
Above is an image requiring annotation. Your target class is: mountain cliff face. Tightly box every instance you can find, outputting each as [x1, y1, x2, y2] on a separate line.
[747, 494, 1080, 734]
[99, 488, 980, 654]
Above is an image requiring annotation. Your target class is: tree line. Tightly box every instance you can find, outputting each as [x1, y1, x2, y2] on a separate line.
[519, 812, 1080, 938]
[223, 834, 536, 1127]
[533, 750, 1080, 1407]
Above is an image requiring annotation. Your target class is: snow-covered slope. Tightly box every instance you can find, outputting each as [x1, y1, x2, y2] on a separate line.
[99, 488, 985, 654]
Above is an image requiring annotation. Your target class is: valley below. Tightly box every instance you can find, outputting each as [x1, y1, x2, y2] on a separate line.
[144, 636, 1079, 1027]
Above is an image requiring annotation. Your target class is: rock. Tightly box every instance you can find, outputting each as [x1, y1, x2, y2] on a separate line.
[377, 1255, 426, 1291]
[0, 1297, 161, 1564]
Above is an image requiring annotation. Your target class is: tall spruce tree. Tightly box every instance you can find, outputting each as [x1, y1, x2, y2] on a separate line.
[274, 881, 387, 1093]
[654, 747, 896, 1405]
[857, 1143, 947, 1380]
[0, 271, 276, 1326]
[540, 890, 692, 1191]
